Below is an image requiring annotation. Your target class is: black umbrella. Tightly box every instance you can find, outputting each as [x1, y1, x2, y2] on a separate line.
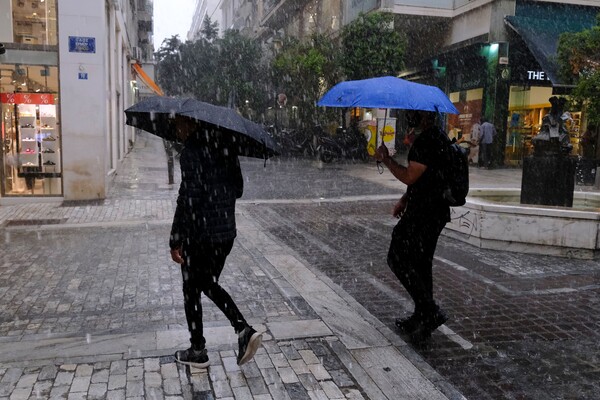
[124, 96, 280, 159]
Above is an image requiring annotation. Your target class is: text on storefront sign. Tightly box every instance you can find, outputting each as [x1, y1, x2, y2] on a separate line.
[0, 93, 55, 105]
[527, 70, 550, 81]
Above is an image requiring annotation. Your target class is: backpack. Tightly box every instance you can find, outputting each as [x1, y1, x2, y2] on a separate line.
[439, 129, 469, 206]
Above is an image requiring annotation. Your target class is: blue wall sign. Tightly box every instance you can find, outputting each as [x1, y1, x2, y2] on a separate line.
[69, 36, 96, 53]
[78, 72, 88, 80]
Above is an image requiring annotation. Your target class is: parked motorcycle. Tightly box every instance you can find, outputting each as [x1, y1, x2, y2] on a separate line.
[267, 126, 316, 158]
[317, 126, 369, 163]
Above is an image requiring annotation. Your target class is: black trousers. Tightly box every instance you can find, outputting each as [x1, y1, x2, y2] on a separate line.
[387, 212, 447, 320]
[180, 239, 247, 350]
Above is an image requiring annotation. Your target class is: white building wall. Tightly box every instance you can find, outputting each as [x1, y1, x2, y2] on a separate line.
[58, 0, 109, 200]
[188, 0, 224, 40]
[57, 0, 140, 200]
[447, 3, 492, 45]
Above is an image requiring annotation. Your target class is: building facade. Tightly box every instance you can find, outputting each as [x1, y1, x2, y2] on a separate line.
[188, 0, 224, 40]
[0, 0, 154, 203]
[225, 0, 599, 167]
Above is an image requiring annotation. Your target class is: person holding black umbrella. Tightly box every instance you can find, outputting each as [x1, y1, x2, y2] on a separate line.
[169, 116, 262, 368]
[373, 110, 450, 342]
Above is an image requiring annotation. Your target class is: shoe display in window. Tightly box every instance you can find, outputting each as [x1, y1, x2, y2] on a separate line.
[42, 148, 55, 153]
[43, 135, 56, 141]
[22, 162, 36, 167]
[20, 123, 34, 128]
[43, 160, 56, 166]
[22, 148, 36, 154]
[22, 137, 35, 142]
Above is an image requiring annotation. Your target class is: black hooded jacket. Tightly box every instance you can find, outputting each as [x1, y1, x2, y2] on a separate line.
[169, 140, 243, 249]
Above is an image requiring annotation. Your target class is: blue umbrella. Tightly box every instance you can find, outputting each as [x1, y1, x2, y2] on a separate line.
[317, 76, 459, 114]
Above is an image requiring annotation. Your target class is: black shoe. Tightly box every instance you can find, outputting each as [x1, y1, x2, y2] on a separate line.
[395, 314, 420, 334]
[409, 310, 448, 342]
[174, 347, 210, 368]
[237, 326, 263, 366]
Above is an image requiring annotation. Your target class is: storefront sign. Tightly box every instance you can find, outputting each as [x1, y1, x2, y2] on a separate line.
[78, 72, 88, 80]
[0, 93, 54, 105]
[68, 36, 96, 53]
[527, 70, 551, 81]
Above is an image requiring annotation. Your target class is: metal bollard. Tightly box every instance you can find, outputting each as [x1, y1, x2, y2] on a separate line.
[164, 139, 175, 185]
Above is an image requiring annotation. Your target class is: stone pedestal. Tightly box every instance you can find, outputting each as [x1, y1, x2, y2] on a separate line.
[521, 156, 576, 207]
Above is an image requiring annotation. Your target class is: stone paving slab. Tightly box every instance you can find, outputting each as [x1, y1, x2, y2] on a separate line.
[0, 336, 376, 400]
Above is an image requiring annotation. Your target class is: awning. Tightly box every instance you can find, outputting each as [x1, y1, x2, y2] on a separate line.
[131, 62, 164, 96]
[505, 12, 597, 86]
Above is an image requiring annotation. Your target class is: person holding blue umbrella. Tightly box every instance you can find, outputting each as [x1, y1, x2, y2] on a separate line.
[373, 109, 450, 342]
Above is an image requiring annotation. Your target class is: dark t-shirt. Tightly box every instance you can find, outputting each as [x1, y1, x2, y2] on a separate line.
[406, 126, 450, 222]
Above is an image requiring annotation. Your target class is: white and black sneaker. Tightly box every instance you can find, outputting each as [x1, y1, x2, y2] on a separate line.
[174, 347, 210, 368]
[237, 327, 263, 366]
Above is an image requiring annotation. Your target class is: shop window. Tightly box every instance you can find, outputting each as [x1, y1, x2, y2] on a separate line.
[1, 65, 61, 196]
[0, 0, 58, 46]
[506, 86, 553, 165]
[448, 88, 483, 145]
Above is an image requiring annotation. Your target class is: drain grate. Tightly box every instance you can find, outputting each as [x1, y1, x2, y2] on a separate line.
[6, 218, 65, 226]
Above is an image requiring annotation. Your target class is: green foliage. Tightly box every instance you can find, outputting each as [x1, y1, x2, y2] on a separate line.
[558, 14, 600, 125]
[340, 12, 406, 80]
[155, 36, 185, 96]
[201, 15, 219, 42]
[271, 34, 342, 127]
[155, 24, 268, 121]
[218, 30, 269, 117]
[179, 39, 220, 103]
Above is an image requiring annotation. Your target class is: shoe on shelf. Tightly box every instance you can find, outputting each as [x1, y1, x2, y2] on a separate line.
[42, 148, 55, 153]
[43, 135, 56, 141]
[22, 137, 35, 142]
[237, 326, 263, 366]
[409, 309, 448, 342]
[395, 314, 420, 334]
[43, 160, 56, 166]
[174, 347, 210, 369]
[22, 162, 36, 167]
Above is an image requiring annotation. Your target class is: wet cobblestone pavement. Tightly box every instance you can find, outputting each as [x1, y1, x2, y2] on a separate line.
[2, 132, 600, 399]
[247, 201, 600, 399]
[0, 336, 367, 400]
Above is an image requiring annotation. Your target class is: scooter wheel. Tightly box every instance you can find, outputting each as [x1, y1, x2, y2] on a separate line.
[319, 150, 334, 163]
